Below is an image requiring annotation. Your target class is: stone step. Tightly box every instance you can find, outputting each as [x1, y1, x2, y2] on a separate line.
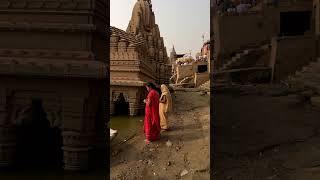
[304, 63, 320, 72]
[219, 44, 270, 72]
[297, 72, 320, 79]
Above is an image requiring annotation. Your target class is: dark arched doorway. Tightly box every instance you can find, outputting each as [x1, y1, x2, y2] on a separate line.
[114, 93, 129, 116]
[16, 99, 63, 170]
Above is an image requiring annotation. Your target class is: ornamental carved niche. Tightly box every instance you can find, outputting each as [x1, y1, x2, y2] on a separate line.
[148, 35, 154, 46]
[7, 91, 62, 128]
[157, 39, 162, 48]
[159, 51, 164, 61]
[118, 39, 128, 50]
[112, 91, 129, 102]
[149, 47, 155, 57]
[110, 35, 119, 44]
[10, 103, 62, 128]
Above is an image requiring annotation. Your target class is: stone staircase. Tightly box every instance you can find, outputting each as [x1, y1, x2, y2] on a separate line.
[179, 76, 194, 84]
[287, 58, 320, 93]
[199, 80, 210, 91]
[217, 44, 270, 72]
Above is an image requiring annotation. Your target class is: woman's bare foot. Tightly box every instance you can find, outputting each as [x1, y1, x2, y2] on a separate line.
[161, 128, 169, 132]
[144, 139, 150, 144]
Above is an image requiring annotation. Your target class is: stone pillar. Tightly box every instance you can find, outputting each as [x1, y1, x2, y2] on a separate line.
[62, 131, 93, 171]
[61, 96, 93, 171]
[0, 126, 16, 168]
[110, 101, 115, 115]
[0, 90, 16, 168]
[128, 90, 140, 116]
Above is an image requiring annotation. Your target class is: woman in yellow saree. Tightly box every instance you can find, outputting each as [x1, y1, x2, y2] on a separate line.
[159, 84, 172, 130]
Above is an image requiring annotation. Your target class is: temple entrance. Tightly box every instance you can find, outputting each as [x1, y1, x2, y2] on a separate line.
[198, 65, 208, 73]
[114, 93, 129, 116]
[280, 11, 311, 36]
[15, 99, 63, 170]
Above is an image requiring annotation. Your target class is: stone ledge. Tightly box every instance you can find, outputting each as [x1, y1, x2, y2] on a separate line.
[0, 58, 107, 78]
[111, 80, 146, 87]
[0, 49, 95, 60]
[0, 22, 96, 32]
[0, 0, 107, 11]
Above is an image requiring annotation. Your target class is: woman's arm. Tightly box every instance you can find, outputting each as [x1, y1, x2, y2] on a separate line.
[146, 97, 151, 106]
[160, 95, 166, 103]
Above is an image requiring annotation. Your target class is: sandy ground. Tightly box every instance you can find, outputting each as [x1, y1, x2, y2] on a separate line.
[110, 90, 210, 180]
[213, 84, 320, 180]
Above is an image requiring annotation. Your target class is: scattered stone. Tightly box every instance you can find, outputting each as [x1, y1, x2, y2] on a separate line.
[166, 140, 173, 147]
[149, 148, 155, 152]
[147, 160, 153, 165]
[175, 146, 181, 151]
[153, 172, 156, 176]
[140, 119, 143, 122]
[139, 160, 143, 163]
[180, 169, 189, 177]
[163, 167, 167, 171]
[167, 161, 171, 166]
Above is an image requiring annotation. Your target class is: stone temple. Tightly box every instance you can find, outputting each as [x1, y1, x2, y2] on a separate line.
[0, 0, 109, 171]
[110, 0, 171, 116]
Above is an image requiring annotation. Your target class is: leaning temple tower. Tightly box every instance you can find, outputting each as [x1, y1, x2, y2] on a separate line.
[110, 0, 171, 116]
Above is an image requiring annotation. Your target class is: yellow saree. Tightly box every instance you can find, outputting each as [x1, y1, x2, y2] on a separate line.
[159, 84, 172, 130]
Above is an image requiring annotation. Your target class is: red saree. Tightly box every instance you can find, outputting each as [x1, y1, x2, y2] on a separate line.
[144, 89, 161, 141]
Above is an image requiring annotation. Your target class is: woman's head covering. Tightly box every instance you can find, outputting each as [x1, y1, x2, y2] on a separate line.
[146, 82, 156, 89]
[160, 84, 172, 112]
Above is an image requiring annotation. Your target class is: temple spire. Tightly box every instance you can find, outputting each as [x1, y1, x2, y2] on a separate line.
[170, 45, 177, 60]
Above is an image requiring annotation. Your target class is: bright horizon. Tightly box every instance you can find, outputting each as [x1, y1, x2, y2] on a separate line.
[110, 0, 210, 57]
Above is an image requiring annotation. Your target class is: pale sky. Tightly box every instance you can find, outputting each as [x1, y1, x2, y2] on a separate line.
[110, 0, 210, 57]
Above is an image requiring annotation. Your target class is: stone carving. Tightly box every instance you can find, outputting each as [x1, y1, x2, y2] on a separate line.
[0, 0, 108, 171]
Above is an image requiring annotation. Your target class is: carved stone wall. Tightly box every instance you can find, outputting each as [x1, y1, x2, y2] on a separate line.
[110, 86, 145, 116]
[0, 0, 109, 171]
[0, 77, 107, 170]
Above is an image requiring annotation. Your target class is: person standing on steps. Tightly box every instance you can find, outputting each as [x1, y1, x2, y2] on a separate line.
[143, 82, 161, 144]
[159, 84, 172, 131]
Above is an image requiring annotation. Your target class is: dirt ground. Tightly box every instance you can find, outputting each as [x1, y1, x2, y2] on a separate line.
[110, 90, 210, 180]
[213, 84, 320, 180]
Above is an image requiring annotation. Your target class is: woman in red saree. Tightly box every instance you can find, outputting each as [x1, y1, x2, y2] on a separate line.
[143, 83, 161, 143]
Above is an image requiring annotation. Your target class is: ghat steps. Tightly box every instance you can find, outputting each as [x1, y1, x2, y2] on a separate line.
[287, 58, 320, 93]
[199, 80, 210, 91]
[217, 44, 270, 72]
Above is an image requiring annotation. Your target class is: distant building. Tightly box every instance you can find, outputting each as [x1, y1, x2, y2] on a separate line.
[170, 41, 210, 87]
